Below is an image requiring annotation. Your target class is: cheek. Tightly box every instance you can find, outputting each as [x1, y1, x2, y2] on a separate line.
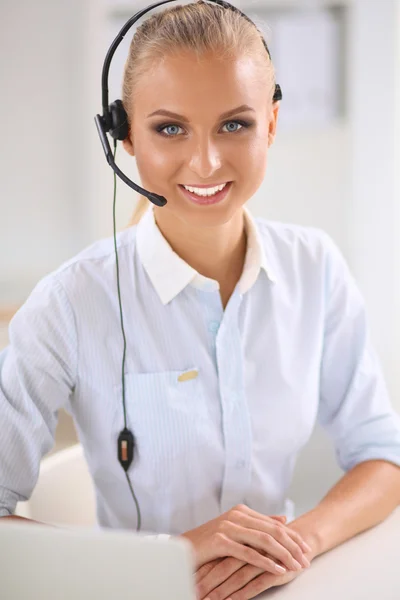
[136, 143, 175, 173]
[135, 145, 180, 195]
[133, 128, 176, 176]
[243, 141, 269, 185]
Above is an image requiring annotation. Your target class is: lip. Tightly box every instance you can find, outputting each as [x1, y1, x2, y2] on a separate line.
[181, 182, 230, 188]
[178, 182, 233, 206]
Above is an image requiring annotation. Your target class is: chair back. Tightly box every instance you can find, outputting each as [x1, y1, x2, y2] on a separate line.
[15, 443, 96, 526]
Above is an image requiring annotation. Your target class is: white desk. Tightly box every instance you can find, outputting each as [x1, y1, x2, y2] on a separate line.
[257, 506, 400, 599]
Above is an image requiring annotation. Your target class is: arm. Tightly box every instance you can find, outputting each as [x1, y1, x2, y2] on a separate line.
[0, 515, 43, 524]
[292, 232, 400, 558]
[0, 277, 173, 537]
[195, 233, 400, 599]
[289, 459, 400, 560]
[0, 275, 77, 518]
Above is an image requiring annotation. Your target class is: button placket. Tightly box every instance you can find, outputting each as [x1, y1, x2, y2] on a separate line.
[216, 292, 252, 512]
[196, 287, 223, 344]
[208, 320, 220, 334]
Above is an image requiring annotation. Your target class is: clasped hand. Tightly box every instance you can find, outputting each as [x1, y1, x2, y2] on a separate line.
[180, 504, 314, 600]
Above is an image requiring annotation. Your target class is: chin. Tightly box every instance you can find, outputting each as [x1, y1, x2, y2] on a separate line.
[175, 201, 244, 228]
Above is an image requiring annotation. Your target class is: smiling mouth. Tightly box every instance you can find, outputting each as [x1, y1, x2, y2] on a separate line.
[178, 181, 233, 205]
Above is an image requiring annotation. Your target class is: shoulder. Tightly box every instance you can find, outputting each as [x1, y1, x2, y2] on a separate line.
[14, 227, 138, 320]
[254, 216, 343, 276]
[55, 227, 136, 278]
[254, 216, 338, 261]
[47, 226, 138, 294]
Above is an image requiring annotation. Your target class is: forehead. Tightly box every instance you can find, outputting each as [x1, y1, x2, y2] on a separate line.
[133, 52, 268, 116]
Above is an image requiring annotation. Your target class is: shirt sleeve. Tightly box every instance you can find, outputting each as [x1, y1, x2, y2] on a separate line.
[0, 274, 77, 516]
[316, 232, 400, 472]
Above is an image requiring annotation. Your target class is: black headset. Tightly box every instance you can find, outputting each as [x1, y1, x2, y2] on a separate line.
[94, 0, 282, 532]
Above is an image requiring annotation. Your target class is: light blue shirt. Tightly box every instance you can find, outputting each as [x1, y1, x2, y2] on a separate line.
[1, 205, 400, 534]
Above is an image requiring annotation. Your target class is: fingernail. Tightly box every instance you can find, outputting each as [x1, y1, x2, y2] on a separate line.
[302, 542, 313, 553]
[275, 564, 287, 574]
[301, 556, 311, 568]
[293, 560, 303, 571]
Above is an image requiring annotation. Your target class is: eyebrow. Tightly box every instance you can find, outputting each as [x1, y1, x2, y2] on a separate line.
[146, 104, 256, 123]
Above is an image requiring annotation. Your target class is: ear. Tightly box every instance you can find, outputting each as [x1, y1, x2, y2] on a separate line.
[122, 132, 135, 157]
[268, 101, 280, 147]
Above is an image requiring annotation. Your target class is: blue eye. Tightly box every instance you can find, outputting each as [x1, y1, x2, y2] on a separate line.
[155, 120, 251, 137]
[159, 124, 183, 136]
[222, 121, 244, 133]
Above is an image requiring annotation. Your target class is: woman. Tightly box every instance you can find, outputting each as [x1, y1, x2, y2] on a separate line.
[1, 2, 400, 599]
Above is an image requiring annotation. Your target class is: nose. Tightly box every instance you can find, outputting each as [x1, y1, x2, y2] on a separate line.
[188, 136, 222, 179]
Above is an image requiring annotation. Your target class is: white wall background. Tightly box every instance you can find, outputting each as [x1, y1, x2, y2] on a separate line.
[1, 0, 399, 517]
[0, 0, 88, 304]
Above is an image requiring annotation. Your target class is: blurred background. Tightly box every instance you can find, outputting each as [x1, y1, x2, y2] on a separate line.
[1, 0, 399, 517]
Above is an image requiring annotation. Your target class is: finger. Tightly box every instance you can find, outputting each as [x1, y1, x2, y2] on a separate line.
[270, 515, 287, 523]
[229, 515, 308, 571]
[228, 567, 298, 600]
[268, 516, 312, 552]
[263, 522, 309, 566]
[232, 506, 309, 552]
[233, 505, 289, 526]
[196, 559, 223, 583]
[198, 561, 262, 600]
[284, 525, 313, 554]
[226, 519, 305, 572]
[196, 558, 247, 599]
[216, 533, 288, 576]
[267, 522, 312, 557]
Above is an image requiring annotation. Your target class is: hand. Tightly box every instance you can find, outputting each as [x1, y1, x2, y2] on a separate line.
[180, 505, 312, 574]
[195, 519, 315, 600]
[195, 555, 305, 600]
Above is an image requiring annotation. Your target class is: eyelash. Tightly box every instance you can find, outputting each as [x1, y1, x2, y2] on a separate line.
[154, 119, 253, 137]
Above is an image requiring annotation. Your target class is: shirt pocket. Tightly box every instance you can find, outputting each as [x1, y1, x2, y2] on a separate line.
[112, 368, 206, 491]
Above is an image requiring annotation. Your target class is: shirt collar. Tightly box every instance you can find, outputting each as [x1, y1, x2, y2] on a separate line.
[136, 204, 276, 305]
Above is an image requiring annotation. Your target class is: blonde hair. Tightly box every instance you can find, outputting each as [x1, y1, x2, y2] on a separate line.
[123, 0, 276, 226]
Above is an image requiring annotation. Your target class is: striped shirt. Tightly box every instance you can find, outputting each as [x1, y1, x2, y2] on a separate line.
[1, 205, 400, 534]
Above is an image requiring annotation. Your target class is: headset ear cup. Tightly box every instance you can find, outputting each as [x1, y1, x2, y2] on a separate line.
[273, 84, 282, 103]
[109, 100, 129, 140]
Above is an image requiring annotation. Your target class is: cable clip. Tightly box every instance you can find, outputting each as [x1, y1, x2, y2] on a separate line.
[118, 428, 135, 471]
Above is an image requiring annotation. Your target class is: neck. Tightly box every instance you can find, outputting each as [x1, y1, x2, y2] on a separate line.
[153, 207, 247, 286]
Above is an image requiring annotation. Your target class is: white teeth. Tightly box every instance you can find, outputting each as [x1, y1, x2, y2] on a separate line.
[182, 183, 227, 197]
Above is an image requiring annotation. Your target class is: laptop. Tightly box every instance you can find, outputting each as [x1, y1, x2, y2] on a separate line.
[0, 521, 197, 599]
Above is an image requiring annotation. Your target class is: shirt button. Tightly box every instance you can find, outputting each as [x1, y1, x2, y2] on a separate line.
[208, 321, 219, 333]
[236, 460, 246, 469]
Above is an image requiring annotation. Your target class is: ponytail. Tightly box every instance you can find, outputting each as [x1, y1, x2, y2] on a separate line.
[127, 195, 150, 226]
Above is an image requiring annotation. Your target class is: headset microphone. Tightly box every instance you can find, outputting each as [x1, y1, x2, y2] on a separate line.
[94, 111, 167, 207]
